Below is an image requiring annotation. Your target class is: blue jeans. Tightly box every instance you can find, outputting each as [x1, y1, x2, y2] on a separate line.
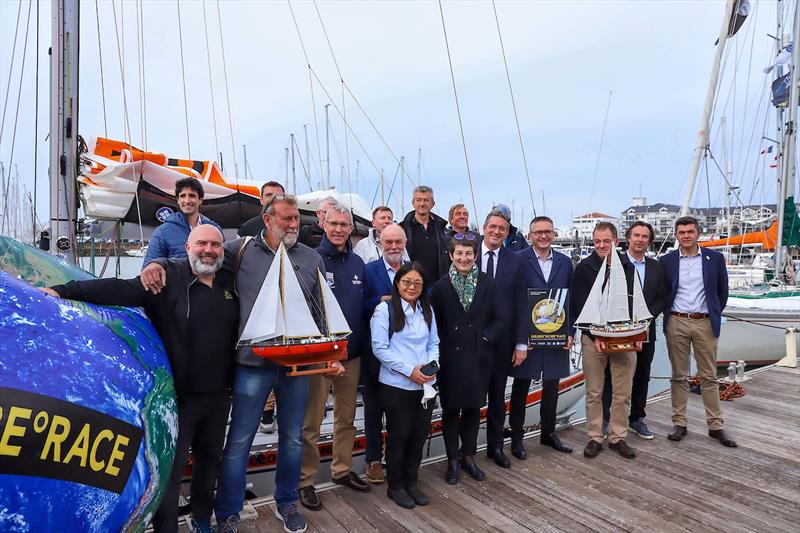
[214, 364, 309, 521]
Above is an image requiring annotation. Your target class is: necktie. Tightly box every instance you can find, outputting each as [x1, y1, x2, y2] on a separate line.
[487, 250, 495, 279]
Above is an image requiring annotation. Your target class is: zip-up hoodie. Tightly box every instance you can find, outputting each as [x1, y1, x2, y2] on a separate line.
[316, 235, 366, 359]
[144, 211, 222, 266]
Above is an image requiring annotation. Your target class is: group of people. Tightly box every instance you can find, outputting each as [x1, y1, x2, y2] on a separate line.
[42, 179, 736, 533]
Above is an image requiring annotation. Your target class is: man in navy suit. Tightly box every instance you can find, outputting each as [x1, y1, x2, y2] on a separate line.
[475, 209, 526, 468]
[661, 216, 736, 447]
[511, 216, 575, 458]
[361, 223, 410, 482]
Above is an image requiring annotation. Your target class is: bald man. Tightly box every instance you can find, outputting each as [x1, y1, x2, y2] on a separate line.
[43, 224, 238, 533]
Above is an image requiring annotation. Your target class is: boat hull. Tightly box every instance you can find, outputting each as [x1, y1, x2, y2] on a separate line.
[718, 308, 799, 366]
[251, 339, 348, 367]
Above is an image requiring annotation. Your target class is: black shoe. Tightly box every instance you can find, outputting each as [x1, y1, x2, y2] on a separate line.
[708, 429, 738, 448]
[298, 485, 322, 511]
[667, 425, 688, 441]
[583, 440, 602, 459]
[487, 448, 511, 468]
[445, 458, 460, 484]
[511, 438, 528, 460]
[541, 434, 573, 454]
[405, 486, 430, 506]
[387, 487, 415, 509]
[608, 439, 636, 459]
[332, 471, 370, 492]
[460, 456, 486, 481]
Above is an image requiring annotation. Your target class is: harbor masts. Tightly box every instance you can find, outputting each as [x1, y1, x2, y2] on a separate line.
[325, 103, 331, 188]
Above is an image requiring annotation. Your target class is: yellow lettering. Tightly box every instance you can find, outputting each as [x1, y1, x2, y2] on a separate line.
[63, 423, 91, 467]
[0, 406, 32, 457]
[90, 429, 114, 472]
[40, 415, 71, 462]
[105, 434, 129, 477]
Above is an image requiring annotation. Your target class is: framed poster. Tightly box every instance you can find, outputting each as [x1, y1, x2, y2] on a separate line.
[527, 288, 569, 349]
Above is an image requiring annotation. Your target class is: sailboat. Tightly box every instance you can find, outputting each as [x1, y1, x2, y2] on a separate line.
[574, 247, 652, 348]
[681, 0, 800, 366]
[237, 242, 351, 376]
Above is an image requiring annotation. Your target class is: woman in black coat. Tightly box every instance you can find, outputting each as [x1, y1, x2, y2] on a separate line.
[430, 232, 508, 485]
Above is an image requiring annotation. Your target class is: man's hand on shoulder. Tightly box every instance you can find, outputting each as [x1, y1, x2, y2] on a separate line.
[141, 262, 167, 294]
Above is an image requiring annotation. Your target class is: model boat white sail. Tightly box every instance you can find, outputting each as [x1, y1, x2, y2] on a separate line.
[575, 247, 652, 339]
[237, 242, 350, 374]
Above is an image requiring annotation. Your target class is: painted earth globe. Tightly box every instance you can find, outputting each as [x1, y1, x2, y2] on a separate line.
[0, 236, 178, 531]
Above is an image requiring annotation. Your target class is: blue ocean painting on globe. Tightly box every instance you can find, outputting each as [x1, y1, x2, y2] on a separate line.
[0, 236, 178, 532]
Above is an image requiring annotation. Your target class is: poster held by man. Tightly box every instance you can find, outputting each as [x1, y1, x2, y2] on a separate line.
[527, 288, 569, 349]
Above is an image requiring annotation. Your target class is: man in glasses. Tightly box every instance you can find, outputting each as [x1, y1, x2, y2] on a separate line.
[361, 223, 409, 483]
[399, 185, 450, 285]
[299, 203, 370, 511]
[475, 209, 526, 468]
[238, 181, 286, 238]
[511, 216, 576, 458]
[299, 196, 337, 249]
[141, 194, 328, 533]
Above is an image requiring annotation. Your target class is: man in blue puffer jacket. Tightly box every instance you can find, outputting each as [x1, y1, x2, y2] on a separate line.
[298, 202, 370, 511]
[144, 177, 222, 267]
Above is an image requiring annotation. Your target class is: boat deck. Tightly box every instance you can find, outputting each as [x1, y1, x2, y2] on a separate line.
[207, 365, 800, 532]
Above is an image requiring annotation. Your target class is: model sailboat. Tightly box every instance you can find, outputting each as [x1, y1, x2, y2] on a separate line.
[575, 247, 652, 350]
[238, 242, 351, 376]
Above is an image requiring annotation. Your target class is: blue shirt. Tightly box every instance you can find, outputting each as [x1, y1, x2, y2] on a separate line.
[672, 248, 708, 313]
[627, 252, 646, 287]
[536, 249, 553, 282]
[382, 257, 400, 284]
[370, 300, 439, 391]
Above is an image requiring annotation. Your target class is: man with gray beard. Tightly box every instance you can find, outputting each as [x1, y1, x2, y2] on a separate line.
[43, 224, 238, 533]
[141, 194, 337, 533]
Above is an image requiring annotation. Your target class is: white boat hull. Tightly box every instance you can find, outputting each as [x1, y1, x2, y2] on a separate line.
[718, 302, 800, 366]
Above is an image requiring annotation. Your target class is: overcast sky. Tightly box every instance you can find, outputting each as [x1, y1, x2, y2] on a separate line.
[0, 0, 792, 231]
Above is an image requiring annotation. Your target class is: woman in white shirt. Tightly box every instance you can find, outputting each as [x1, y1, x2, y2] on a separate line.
[370, 262, 439, 510]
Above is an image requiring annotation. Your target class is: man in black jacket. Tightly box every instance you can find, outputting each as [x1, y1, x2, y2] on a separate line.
[238, 181, 285, 237]
[602, 221, 667, 440]
[399, 185, 450, 285]
[571, 222, 639, 460]
[44, 224, 237, 533]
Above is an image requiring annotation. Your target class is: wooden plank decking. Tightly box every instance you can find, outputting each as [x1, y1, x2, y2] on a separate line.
[230, 366, 800, 532]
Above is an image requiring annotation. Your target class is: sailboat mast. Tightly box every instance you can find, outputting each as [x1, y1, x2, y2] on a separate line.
[681, 0, 737, 216]
[50, 0, 80, 263]
[775, 1, 800, 280]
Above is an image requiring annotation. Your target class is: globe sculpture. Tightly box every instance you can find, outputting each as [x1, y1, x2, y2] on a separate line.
[0, 236, 178, 532]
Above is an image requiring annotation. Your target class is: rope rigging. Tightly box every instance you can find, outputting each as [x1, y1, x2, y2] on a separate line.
[175, 0, 192, 157]
[0, 0, 23, 150]
[216, 0, 239, 179]
[135, 0, 148, 150]
[586, 90, 613, 216]
[491, 0, 536, 217]
[1, 0, 33, 235]
[437, 0, 478, 219]
[94, 0, 109, 138]
[201, 0, 221, 163]
[287, 0, 325, 187]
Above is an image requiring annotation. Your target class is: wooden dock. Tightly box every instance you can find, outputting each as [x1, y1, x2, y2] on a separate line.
[219, 366, 800, 532]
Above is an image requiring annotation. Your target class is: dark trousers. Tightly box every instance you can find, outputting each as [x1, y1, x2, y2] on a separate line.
[379, 384, 433, 491]
[484, 360, 508, 452]
[152, 391, 231, 533]
[602, 341, 656, 423]
[509, 378, 559, 438]
[442, 407, 480, 458]
[362, 372, 385, 463]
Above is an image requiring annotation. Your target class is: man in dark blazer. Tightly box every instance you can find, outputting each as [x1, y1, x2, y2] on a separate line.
[476, 210, 526, 468]
[511, 215, 575, 458]
[361, 223, 410, 483]
[661, 216, 735, 447]
[602, 221, 667, 440]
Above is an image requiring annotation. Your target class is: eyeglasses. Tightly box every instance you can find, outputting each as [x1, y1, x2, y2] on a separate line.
[531, 230, 554, 237]
[264, 194, 295, 209]
[325, 221, 352, 229]
[453, 232, 477, 241]
[399, 279, 424, 289]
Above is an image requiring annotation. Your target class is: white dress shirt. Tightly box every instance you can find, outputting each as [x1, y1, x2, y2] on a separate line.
[481, 242, 501, 277]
